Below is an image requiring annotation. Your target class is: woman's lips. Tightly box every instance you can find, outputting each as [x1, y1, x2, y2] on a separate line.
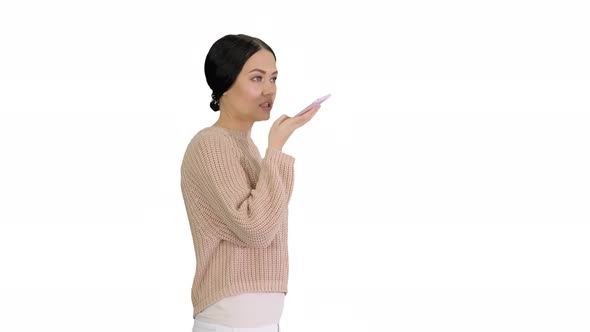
[259, 102, 272, 111]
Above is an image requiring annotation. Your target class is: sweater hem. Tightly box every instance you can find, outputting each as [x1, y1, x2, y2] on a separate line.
[192, 280, 288, 318]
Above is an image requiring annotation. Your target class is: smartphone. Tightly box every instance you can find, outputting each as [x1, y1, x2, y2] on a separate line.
[295, 94, 331, 117]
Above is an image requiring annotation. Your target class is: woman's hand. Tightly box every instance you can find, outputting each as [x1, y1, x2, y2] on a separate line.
[268, 105, 321, 150]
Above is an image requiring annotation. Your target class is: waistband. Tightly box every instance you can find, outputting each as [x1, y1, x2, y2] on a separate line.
[193, 319, 279, 332]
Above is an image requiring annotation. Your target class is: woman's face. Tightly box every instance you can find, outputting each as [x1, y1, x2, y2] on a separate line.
[221, 50, 278, 122]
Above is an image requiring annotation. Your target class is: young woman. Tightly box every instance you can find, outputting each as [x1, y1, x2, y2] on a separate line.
[180, 34, 320, 332]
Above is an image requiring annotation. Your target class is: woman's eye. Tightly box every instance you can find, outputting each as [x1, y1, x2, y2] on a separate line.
[252, 76, 262, 82]
[271, 77, 278, 83]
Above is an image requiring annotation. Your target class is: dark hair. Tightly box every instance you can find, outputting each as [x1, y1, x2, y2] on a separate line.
[204, 34, 276, 111]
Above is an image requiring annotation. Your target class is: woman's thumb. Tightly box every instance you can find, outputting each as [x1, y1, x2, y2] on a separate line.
[273, 114, 288, 125]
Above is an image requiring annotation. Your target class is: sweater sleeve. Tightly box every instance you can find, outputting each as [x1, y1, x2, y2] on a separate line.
[185, 134, 295, 248]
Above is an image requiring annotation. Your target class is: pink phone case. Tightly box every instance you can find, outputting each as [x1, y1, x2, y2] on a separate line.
[295, 94, 331, 116]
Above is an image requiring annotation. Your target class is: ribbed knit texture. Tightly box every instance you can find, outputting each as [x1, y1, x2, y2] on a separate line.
[180, 126, 295, 318]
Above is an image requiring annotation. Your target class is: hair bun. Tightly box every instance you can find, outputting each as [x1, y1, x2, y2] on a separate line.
[209, 100, 220, 111]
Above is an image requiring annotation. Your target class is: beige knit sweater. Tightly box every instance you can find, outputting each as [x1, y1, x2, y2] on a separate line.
[180, 126, 295, 318]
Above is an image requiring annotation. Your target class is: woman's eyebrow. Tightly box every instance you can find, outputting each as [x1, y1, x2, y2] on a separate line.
[248, 68, 279, 75]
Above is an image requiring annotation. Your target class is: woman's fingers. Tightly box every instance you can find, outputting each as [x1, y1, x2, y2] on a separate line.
[292, 105, 320, 127]
[268, 105, 321, 150]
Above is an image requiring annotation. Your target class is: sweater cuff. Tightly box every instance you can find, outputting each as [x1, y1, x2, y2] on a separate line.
[265, 147, 295, 166]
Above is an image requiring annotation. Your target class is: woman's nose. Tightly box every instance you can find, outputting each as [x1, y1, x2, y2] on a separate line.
[263, 81, 276, 95]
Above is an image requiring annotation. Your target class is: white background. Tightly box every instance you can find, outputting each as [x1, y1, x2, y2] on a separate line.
[1, 0, 589, 331]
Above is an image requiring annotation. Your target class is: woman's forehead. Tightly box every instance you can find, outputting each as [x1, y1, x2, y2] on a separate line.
[242, 50, 277, 73]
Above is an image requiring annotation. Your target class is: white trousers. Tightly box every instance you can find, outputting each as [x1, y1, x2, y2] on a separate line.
[193, 319, 280, 332]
